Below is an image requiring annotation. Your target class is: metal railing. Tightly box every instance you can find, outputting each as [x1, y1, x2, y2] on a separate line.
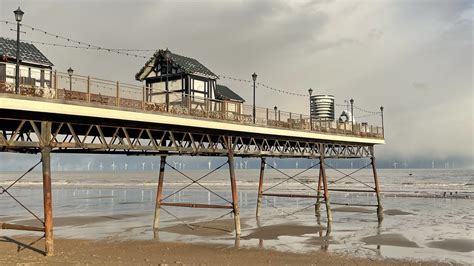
[0, 71, 384, 139]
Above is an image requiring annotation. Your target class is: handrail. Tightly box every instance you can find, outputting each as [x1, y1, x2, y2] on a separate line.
[0, 72, 384, 139]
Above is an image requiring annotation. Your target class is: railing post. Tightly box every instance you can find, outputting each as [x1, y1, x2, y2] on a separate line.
[86, 76, 90, 102]
[278, 110, 280, 122]
[116, 81, 120, 107]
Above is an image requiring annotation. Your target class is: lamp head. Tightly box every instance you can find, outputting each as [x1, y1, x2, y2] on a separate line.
[67, 67, 74, 76]
[14, 7, 24, 22]
[252, 72, 257, 82]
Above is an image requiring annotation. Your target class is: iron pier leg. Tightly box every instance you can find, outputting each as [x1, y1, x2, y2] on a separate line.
[227, 137, 241, 236]
[320, 145, 332, 223]
[41, 122, 53, 256]
[370, 148, 383, 222]
[315, 164, 322, 216]
[153, 156, 167, 229]
[256, 158, 266, 217]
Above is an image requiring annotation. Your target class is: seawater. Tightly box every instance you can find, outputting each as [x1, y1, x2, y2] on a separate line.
[0, 169, 473, 264]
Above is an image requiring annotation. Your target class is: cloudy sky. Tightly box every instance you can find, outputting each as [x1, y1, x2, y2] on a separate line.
[1, 0, 472, 163]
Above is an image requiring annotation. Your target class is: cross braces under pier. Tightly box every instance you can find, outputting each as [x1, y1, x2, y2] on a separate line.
[0, 118, 383, 256]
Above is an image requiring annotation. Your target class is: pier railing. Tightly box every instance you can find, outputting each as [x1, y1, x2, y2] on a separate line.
[0, 71, 384, 139]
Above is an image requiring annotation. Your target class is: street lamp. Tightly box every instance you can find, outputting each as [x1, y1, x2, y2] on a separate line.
[273, 106, 277, 121]
[252, 72, 257, 124]
[164, 48, 171, 112]
[14, 7, 24, 94]
[350, 98, 354, 133]
[308, 88, 313, 130]
[67, 67, 73, 91]
[380, 106, 384, 137]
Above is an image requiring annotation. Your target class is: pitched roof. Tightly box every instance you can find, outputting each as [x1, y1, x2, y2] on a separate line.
[136, 49, 218, 81]
[0, 37, 53, 67]
[215, 84, 245, 103]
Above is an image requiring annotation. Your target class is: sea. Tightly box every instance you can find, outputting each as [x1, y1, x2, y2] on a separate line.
[0, 168, 473, 264]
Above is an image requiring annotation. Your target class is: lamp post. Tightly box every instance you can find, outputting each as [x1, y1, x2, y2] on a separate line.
[380, 106, 384, 138]
[273, 106, 277, 121]
[350, 98, 354, 133]
[164, 49, 171, 112]
[67, 67, 73, 91]
[252, 72, 257, 124]
[14, 7, 24, 94]
[308, 88, 313, 130]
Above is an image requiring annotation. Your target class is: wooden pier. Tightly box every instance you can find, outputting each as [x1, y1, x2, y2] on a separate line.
[0, 73, 384, 256]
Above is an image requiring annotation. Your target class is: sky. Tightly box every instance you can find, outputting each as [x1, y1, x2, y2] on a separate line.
[0, 0, 473, 166]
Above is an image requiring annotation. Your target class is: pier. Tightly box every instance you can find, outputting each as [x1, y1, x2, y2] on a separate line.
[1, 69, 384, 256]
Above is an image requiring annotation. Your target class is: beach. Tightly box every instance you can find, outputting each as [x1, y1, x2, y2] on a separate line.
[1, 168, 473, 264]
[0, 236, 446, 266]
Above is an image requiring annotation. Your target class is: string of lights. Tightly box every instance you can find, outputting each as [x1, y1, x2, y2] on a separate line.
[1, 20, 150, 59]
[218, 74, 308, 97]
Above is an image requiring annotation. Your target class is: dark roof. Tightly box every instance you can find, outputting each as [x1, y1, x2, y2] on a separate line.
[0, 37, 53, 67]
[215, 84, 245, 103]
[136, 49, 218, 81]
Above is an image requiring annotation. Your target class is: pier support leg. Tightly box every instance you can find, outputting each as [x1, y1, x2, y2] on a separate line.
[153, 156, 167, 229]
[370, 148, 383, 222]
[320, 145, 332, 222]
[227, 137, 241, 236]
[41, 122, 53, 256]
[315, 165, 322, 216]
[256, 158, 266, 217]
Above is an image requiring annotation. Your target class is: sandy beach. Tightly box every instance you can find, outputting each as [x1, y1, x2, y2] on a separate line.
[1, 169, 473, 264]
[0, 236, 446, 265]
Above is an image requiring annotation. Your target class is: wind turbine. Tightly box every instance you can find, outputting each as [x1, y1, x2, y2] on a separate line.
[99, 162, 103, 171]
[208, 160, 211, 170]
[142, 162, 146, 171]
[244, 160, 248, 169]
[87, 162, 91, 171]
[295, 160, 299, 169]
[124, 163, 128, 171]
[111, 162, 116, 171]
[393, 161, 398, 169]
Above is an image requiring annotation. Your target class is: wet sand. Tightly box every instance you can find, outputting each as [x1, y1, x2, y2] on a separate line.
[427, 239, 474, 253]
[0, 236, 443, 266]
[361, 234, 420, 248]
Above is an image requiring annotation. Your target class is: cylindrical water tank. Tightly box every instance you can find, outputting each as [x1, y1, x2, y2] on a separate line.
[310, 95, 335, 121]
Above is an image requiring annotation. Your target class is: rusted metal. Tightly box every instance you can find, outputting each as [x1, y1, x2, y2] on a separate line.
[153, 156, 166, 229]
[41, 121, 53, 256]
[331, 202, 379, 207]
[227, 136, 241, 236]
[160, 202, 233, 209]
[315, 167, 323, 216]
[1, 222, 44, 232]
[328, 188, 375, 193]
[0, 117, 378, 158]
[256, 157, 266, 217]
[370, 148, 383, 222]
[320, 144, 332, 222]
[261, 193, 320, 199]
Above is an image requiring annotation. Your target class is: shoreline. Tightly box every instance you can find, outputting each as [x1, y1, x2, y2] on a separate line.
[0, 236, 448, 265]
